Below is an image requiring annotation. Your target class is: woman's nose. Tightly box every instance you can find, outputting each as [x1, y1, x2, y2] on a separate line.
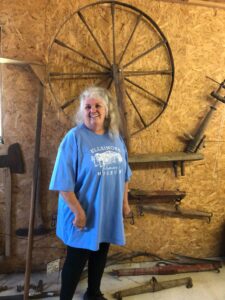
[90, 106, 96, 112]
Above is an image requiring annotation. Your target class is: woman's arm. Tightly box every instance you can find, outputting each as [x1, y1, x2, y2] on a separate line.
[123, 182, 131, 217]
[60, 191, 86, 229]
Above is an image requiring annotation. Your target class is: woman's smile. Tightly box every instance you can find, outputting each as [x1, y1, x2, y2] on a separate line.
[83, 97, 107, 134]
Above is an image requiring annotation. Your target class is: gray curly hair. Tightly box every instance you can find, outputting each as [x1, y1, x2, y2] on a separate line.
[75, 86, 120, 138]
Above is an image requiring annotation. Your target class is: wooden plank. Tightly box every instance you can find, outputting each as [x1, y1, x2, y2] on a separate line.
[129, 189, 186, 200]
[158, 0, 225, 9]
[0, 57, 44, 65]
[29, 65, 46, 85]
[129, 151, 204, 163]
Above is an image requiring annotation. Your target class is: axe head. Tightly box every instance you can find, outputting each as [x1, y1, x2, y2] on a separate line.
[8, 143, 25, 173]
[0, 143, 25, 173]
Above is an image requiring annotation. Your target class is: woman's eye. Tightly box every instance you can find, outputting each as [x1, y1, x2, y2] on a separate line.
[85, 105, 91, 110]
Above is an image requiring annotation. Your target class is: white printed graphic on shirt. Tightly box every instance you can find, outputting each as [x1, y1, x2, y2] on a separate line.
[91, 150, 123, 176]
[91, 150, 122, 167]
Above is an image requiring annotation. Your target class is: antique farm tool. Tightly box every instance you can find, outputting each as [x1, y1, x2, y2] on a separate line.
[113, 276, 193, 299]
[0, 143, 24, 257]
[0, 286, 8, 292]
[0, 296, 23, 300]
[139, 203, 213, 223]
[185, 78, 225, 153]
[24, 82, 44, 300]
[0, 58, 45, 300]
[17, 280, 43, 293]
[129, 189, 186, 204]
[126, 190, 186, 224]
[0, 292, 60, 299]
[0, 143, 24, 174]
[112, 261, 222, 276]
[48, 0, 174, 142]
[16, 158, 51, 236]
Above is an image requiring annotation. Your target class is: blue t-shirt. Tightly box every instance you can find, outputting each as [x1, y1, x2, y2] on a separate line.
[49, 124, 132, 250]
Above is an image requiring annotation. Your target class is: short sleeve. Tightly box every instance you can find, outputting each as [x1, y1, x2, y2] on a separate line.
[124, 147, 132, 182]
[119, 136, 132, 182]
[49, 130, 77, 192]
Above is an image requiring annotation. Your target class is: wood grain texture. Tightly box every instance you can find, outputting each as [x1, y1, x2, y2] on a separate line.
[0, 0, 225, 272]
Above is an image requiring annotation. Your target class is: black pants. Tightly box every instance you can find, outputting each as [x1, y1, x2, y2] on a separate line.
[60, 243, 110, 300]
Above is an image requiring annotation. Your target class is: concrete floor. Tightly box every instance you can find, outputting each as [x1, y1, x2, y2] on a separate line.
[0, 261, 225, 299]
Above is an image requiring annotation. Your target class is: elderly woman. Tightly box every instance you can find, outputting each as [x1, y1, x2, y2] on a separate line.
[49, 86, 132, 300]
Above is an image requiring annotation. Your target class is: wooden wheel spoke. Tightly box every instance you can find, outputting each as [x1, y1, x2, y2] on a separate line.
[96, 76, 113, 90]
[123, 40, 167, 69]
[111, 2, 116, 65]
[61, 76, 111, 110]
[124, 70, 173, 76]
[125, 77, 166, 105]
[108, 78, 114, 89]
[118, 13, 142, 66]
[95, 76, 112, 87]
[61, 96, 79, 110]
[125, 89, 147, 128]
[54, 39, 110, 70]
[78, 11, 111, 67]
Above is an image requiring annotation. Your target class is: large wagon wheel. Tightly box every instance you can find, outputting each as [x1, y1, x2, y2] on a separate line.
[48, 1, 174, 143]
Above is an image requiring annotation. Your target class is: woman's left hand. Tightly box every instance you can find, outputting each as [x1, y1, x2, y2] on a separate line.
[123, 202, 131, 217]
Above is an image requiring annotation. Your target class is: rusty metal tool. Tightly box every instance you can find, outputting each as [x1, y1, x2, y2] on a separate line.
[129, 189, 186, 204]
[139, 203, 213, 223]
[112, 261, 222, 276]
[0, 286, 8, 292]
[16, 158, 51, 236]
[185, 78, 225, 153]
[0, 296, 23, 300]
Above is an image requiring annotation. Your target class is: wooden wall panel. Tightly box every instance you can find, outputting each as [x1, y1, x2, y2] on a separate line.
[0, 0, 225, 272]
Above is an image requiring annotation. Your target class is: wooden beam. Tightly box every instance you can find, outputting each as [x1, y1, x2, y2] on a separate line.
[158, 0, 225, 9]
[129, 151, 203, 163]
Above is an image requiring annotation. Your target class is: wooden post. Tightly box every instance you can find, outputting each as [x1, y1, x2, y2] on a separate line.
[23, 83, 44, 300]
[112, 64, 130, 150]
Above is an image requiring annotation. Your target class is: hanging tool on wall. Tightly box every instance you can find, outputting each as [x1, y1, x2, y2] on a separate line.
[125, 188, 212, 224]
[138, 203, 213, 223]
[113, 276, 193, 299]
[129, 189, 186, 204]
[0, 29, 26, 257]
[185, 77, 225, 153]
[0, 143, 24, 173]
[0, 143, 24, 257]
[16, 158, 51, 236]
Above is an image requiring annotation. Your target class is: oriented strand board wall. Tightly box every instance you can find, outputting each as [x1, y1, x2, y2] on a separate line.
[0, 0, 225, 272]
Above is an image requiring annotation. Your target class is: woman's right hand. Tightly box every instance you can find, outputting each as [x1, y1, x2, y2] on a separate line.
[73, 207, 87, 230]
[60, 191, 87, 230]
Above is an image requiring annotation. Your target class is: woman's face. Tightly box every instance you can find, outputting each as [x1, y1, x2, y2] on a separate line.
[82, 97, 107, 134]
